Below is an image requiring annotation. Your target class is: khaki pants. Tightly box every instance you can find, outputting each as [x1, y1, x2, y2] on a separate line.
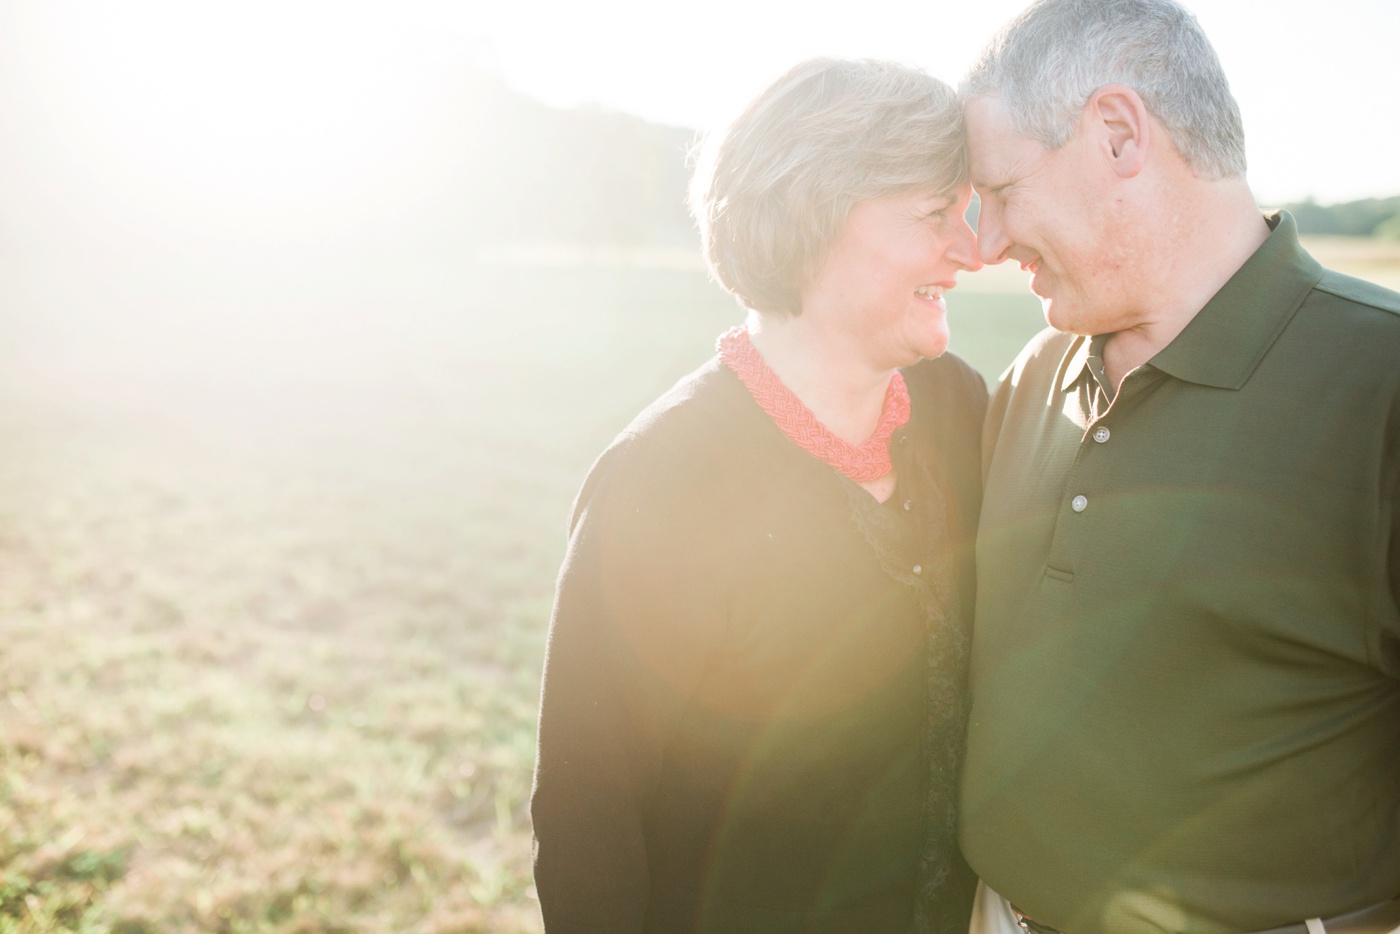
[968, 882, 1021, 934]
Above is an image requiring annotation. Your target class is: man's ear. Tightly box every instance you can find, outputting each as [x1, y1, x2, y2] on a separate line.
[1086, 84, 1150, 179]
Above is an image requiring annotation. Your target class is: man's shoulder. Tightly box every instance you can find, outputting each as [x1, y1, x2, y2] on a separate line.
[1313, 269, 1400, 318]
[1002, 326, 1080, 385]
[1298, 271, 1400, 369]
[1017, 325, 1080, 357]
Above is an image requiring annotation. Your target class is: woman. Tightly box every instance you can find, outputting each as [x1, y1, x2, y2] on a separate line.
[531, 58, 985, 933]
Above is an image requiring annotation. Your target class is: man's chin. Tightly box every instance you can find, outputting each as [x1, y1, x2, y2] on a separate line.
[1042, 301, 1084, 335]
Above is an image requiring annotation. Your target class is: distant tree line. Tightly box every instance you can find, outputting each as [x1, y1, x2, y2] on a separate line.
[1280, 196, 1400, 240]
[401, 72, 701, 255]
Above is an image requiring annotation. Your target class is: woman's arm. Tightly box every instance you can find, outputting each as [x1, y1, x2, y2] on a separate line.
[530, 435, 724, 932]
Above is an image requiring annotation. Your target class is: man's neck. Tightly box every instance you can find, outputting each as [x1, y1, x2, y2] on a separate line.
[1102, 179, 1270, 389]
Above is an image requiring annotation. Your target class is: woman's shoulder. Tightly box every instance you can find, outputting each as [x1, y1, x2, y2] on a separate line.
[571, 358, 758, 523]
[606, 354, 775, 475]
[901, 352, 987, 406]
[901, 352, 989, 438]
[620, 356, 744, 449]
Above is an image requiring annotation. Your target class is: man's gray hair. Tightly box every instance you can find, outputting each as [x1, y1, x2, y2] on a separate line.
[963, 0, 1246, 179]
[689, 58, 966, 317]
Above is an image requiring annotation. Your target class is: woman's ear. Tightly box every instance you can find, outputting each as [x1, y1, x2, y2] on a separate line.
[1086, 84, 1150, 179]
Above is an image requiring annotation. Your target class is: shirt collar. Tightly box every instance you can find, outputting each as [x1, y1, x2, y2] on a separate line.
[1057, 211, 1324, 394]
[1058, 334, 1093, 393]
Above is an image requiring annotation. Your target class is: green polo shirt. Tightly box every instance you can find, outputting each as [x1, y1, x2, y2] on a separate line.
[960, 212, 1400, 934]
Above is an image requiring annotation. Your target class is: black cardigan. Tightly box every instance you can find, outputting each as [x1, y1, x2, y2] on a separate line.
[531, 353, 987, 933]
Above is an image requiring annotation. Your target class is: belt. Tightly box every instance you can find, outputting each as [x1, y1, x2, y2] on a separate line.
[1010, 898, 1400, 934]
[1252, 898, 1400, 934]
[1009, 905, 1065, 934]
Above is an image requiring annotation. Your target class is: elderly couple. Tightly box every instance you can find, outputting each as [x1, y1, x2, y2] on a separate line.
[529, 0, 1400, 931]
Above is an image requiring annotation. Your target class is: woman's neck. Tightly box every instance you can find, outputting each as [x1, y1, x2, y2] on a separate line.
[745, 311, 897, 447]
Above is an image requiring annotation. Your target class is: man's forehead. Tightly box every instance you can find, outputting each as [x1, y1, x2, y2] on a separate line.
[964, 96, 1043, 184]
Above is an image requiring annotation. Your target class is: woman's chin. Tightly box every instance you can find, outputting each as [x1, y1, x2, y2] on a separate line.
[907, 328, 951, 364]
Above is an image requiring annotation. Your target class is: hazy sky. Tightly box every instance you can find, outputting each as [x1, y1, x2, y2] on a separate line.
[4, 0, 1397, 220]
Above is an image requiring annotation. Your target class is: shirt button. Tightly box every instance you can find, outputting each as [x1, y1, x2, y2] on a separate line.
[1093, 426, 1111, 443]
[902, 499, 912, 511]
[912, 565, 923, 575]
[1071, 495, 1088, 513]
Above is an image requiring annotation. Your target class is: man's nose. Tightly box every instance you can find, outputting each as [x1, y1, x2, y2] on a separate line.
[975, 201, 1010, 266]
[952, 215, 983, 272]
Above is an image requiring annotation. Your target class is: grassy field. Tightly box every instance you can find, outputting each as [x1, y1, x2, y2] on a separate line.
[0, 235, 1394, 932]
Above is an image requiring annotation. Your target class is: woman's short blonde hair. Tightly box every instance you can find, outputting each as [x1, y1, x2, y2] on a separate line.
[689, 58, 967, 318]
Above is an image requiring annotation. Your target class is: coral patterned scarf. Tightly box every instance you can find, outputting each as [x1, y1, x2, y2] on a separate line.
[717, 325, 909, 483]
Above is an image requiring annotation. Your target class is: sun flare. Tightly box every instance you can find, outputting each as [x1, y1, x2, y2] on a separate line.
[29, 2, 469, 211]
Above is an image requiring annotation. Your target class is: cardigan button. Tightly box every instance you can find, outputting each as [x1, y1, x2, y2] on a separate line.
[912, 565, 923, 575]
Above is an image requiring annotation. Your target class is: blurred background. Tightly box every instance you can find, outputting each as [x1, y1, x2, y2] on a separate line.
[1, 2, 1397, 931]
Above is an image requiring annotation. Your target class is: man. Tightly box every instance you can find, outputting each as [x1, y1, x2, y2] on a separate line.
[958, 1, 1400, 932]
